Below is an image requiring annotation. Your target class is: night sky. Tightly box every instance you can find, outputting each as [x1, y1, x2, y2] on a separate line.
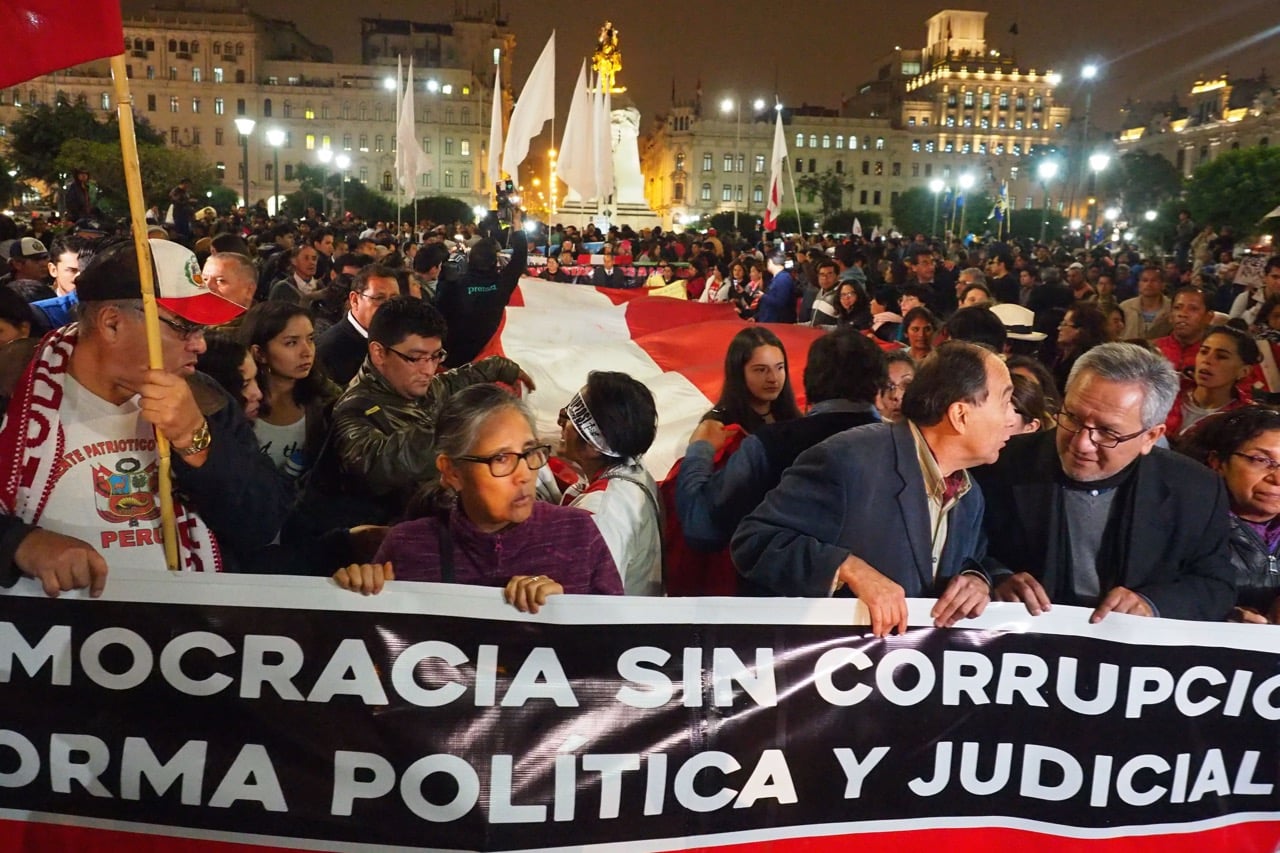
[128, 1, 1278, 129]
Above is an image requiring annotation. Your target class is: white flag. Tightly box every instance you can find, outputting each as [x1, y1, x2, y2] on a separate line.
[393, 55, 404, 192]
[396, 57, 431, 196]
[488, 58, 504, 198]
[593, 73, 614, 203]
[501, 31, 555, 179]
[764, 108, 787, 232]
[852, 217, 863, 236]
[556, 60, 596, 201]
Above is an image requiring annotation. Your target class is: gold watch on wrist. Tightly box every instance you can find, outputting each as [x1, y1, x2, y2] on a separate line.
[175, 419, 211, 457]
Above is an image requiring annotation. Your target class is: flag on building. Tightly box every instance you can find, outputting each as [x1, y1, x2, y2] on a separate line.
[487, 58, 505, 196]
[501, 31, 556, 180]
[556, 60, 597, 201]
[763, 108, 788, 232]
[0, 1, 124, 89]
[395, 57, 432, 196]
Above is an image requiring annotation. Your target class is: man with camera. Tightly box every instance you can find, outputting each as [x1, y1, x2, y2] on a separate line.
[434, 202, 526, 369]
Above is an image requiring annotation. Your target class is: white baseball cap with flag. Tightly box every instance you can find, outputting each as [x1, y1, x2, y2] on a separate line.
[74, 238, 244, 326]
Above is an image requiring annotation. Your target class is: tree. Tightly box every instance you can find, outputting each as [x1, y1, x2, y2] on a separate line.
[1006, 208, 1067, 242]
[795, 168, 854, 219]
[205, 185, 240, 214]
[823, 209, 882, 234]
[56, 139, 216, 213]
[1109, 150, 1183, 220]
[415, 195, 476, 226]
[889, 186, 938, 237]
[1185, 146, 1280, 239]
[8, 98, 164, 188]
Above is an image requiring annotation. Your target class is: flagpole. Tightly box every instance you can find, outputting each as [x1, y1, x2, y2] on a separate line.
[109, 54, 179, 571]
[784, 155, 803, 238]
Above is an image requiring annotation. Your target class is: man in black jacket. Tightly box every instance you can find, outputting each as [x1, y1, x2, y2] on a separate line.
[435, 209, 527, 368]
[973, 342, 1236, 622]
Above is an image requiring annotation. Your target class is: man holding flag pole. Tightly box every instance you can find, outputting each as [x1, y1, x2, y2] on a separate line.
[0, 2, 290, 593]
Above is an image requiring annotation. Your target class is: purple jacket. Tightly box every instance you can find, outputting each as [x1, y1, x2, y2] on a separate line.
[373, 500, 623, 594]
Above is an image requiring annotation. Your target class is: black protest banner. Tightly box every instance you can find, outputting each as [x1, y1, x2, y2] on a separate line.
[1, 573, 1279, 852]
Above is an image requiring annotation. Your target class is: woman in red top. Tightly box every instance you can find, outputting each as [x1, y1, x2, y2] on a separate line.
[1166, 326, 1259, 442]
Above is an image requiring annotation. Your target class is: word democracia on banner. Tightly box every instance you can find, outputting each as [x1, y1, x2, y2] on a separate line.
[5, 620, 1280, 719]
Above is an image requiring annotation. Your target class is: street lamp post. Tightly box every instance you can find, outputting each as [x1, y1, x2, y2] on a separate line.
[316, 147, 333, 220]
[233, 117, 255, 209]
[956, 172, 975, 239]
[1087, 152, 1110, 246]
[1038, 159, 1060, 244]
[265, 128, 286, 217]
[929, 178, 945, 238]
[335, 154, 350, 220]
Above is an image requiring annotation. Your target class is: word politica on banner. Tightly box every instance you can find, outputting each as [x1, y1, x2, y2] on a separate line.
[1, 571, 1279, 852]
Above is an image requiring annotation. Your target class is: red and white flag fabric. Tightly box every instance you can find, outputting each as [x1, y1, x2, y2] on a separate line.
[0, 1, 124, 89]
[764, 108, 788, 232]
[476, 278, 825, 479]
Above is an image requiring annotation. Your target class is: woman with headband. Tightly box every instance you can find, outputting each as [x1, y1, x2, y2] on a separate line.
[548, 371, 662, 595]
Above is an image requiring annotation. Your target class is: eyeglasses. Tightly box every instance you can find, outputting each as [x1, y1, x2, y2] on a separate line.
[135, 307, 205, 341]
[1059, 321, 1079, 329]
[455, 444, 552, 477]
[384, 346, 447, 366]
[1232, 452, 1280, 473]
[1054, 409, 1147, 448]
[356, 291, 393, 304]
[883, 380, 913, 395]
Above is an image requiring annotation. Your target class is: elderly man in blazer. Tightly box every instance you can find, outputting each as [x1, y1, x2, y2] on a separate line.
[733, 341, 1020, 636]
[972, 342, 1236, 623]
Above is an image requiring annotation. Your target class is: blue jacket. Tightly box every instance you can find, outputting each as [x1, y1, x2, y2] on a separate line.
[754, 269, 797, 323]
[732, 419, 989, 597]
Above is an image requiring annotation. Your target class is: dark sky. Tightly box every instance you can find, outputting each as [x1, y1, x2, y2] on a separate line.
[133, 1, 1279, 128]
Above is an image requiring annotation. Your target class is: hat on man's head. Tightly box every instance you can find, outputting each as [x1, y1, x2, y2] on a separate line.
[7, 237, 48, 260]
[75, 238, 244, 325]
[1067, 261, 1085, 271]
[74, 218, 109, 237]
[991, 302, 1046, 342]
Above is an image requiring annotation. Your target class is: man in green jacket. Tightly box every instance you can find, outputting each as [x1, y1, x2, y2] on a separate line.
[316, 297, 533, 527]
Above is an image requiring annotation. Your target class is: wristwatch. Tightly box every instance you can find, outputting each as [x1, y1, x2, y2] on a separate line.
[175, 419, 211, 457]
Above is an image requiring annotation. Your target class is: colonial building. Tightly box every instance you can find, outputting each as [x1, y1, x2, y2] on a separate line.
[642, 9, 1073, 232]
[1116, 73, 1279, 178]
[0, 0, 513, 212]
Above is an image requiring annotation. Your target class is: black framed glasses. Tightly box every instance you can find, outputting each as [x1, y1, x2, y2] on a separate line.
[136, 307, 205, 340]
[385, 346, 447, 366]
[1054, 409, 1146, 448]
[1232, 452, 1280, 473]
[455, 444, 552, 477]
[356, 291, 393, 304]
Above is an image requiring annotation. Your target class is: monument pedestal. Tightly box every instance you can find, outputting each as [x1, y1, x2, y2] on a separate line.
[562, 103, 661, 230]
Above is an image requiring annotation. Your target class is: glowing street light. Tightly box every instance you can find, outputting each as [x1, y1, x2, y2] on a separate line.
[232, 116, 255, 209]
[1144, 210, 1158, 222]
[383, 77, 396, 92]
[1082, 63, 1099, 81]
[1104, 207, 1120, 222]
[265, 128, 286, 217]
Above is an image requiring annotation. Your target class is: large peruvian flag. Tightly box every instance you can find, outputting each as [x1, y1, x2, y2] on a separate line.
[0, 2, 125, 89]
[476, 277, 826, 479]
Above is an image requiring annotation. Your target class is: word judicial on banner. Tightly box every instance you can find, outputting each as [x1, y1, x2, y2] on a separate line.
[1, 572, 1279, 852]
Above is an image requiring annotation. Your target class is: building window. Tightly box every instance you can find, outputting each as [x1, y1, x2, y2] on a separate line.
[461, 107, 471, 124]
[723, 154, 733, 172]
[168, 67, 177, 81]
[702, 152, 712, 171]
[721, 184, 732, 202]
[808, 158, 816, 172]
[305, 134, 315, 150]
[822, 135, 830, 149]
[752, 185, 763, 203]
[925, 141, 935, 153]
[374, 135, 384, 152]
[924, 163, 932, 177]
[908, 117, 916, 127]
[874, 161, 883, 175]
[284, 164, 294, 181]
[381, 171, 393, 191]
[359, 167, 368, 184]
[999, 93, 1009, 108]
[169, 96, 179, 113]
[849, 136, 858, 151]
[964, 91, 975, 107]
[892, 162, 901, 176]
[191, 128, 200, 145]
[422, 137, 431, 153]
[460, 169, 470, 188]
[701, 183, 712, 201]
[860, 190, 868, 205]
[192, 68, 201, 83]
[283, 101, 292, 119]
[737, 154, 745, 173]
[946, 116, 956, 127]
[836, 135, 844, 149]
[675, 153, 687, 172]
[191, 97, 200, 113]
[444, 170, 454, 187]
[213, 67, 223, 83]
[146, 94, 156, 111]
[168, 39, 177, 52]
[168, 127, 178, 145]
[263, 99, 272, 117]
[445, 138, 454, 155]
[808, 134, 817, 148]
[753, 154, 764, 172]
[304, 105, 315, 120]
[460, 140, 471, 156]
[795, 133, 804, 149]
[981, 92, 991, 109]
[861, 160, 869, 175]
[674, 182, 685, 200]
[359, 134, 368, 151]
[911, 163, 919, 177]
[1014, 119, 1023, 130]
[796, 159, 804, 174]
[873, 190, 882, 206]
[735, 185, 743, 202]
[321, 105, 330, 119]
[264, 162, 273, 181]
[101, 93, 111, 110]
[911, 139, 921, 152]
[236, 98, 244, 115]
[835, 160, 843, 174]
[235, 42, 244, 56]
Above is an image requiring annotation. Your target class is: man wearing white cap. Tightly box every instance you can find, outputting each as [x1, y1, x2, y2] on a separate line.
[0, 238, 291, 596]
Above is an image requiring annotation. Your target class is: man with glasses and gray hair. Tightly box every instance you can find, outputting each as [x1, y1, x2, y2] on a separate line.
[974, 342, 1236, 622]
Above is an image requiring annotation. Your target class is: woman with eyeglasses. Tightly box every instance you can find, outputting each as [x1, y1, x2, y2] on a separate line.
[334, 384, 622, 609]
[1179, 406, 1280, 622]
[239, 301, 340, 479]
[1050, 302, 1109, 395]
[548, 371, 662, 595]
[1165, 326, 1260, 441]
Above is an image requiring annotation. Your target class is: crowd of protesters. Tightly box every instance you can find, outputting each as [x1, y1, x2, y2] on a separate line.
[0, 191, 1277, 630]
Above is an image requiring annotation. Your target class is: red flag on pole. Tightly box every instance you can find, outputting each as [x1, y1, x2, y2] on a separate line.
[0, 1, 125, 89]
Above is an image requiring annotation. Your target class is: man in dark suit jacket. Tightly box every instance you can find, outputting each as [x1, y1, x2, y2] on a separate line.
[733, 342, 1019, 636]
[316, 265, 401, 386]
[590, 248, 628, 288]
[972, 342, 1236, 622]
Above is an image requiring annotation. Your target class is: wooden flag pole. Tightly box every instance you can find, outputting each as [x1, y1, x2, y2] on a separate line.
[110, 54, 180, 571]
